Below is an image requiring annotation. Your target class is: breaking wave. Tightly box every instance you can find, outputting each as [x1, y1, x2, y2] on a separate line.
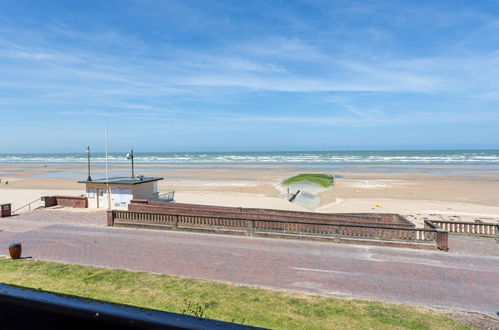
[1, 150, 499, 165]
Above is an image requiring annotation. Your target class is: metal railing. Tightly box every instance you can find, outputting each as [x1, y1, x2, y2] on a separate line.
[12, 198, 42, 214]
[156, 190, 175, 201]
[0, 284, 257, 329]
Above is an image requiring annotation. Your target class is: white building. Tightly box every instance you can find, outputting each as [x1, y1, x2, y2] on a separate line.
[78, 176, 163, 209]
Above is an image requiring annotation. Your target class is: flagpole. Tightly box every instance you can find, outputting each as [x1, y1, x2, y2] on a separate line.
[105, 128, 109, 182]
[105, 128, 110, 209]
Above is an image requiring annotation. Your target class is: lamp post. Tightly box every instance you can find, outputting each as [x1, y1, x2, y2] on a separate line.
[126, 149, 134, 178]
[86, 146, 92, 181]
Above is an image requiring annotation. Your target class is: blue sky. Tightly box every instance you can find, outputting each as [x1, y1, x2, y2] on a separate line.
[1, 0, 499, 152]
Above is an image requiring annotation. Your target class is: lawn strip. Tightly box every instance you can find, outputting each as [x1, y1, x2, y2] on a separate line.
[0, 258, 471, 330]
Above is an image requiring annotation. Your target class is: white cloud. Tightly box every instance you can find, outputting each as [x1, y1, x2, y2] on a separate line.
[1, 4, 499, 133]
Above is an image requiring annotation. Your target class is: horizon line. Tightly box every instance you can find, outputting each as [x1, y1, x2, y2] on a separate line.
[1, 148, 499, 155]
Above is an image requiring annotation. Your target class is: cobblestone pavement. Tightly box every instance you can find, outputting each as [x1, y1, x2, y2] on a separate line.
[0, 210, 498, 318]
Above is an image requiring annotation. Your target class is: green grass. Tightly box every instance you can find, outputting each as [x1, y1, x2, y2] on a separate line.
[283, 173, 335, 188]
[0, 258, 471, 329]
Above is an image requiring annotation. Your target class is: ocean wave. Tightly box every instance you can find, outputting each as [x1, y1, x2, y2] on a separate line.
[1, 151, 499, 165]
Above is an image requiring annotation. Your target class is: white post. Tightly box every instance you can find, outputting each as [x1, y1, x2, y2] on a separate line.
[105, 128, 111, 209]
[105, 128, 109, 182]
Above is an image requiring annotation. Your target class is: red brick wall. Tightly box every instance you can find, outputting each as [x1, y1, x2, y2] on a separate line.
[42, 196, 88, 208]
[56, 196, 88, 208]
[128, 203, 387, 225]
[436, 230, 449, 251]
[143, 201, 384, 222]
[42, 196, 57, 207]
[128, 200, 414, 228]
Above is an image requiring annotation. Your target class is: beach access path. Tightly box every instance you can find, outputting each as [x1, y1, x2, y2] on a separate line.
[0, 209, 498, 318]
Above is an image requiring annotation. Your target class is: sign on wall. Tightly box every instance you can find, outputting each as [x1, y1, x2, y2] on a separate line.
[110, 187, 133, 207]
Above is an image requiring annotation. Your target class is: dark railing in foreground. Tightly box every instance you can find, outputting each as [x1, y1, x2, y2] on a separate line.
[108, 210, 449, 250]
[425, 219, 499, 240]
[0, 284, 260, 330]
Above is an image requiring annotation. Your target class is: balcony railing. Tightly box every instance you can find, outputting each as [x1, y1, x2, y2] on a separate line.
[0, 283, 259, 330]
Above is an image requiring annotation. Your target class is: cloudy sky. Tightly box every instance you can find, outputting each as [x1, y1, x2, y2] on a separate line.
[1, 0, 499, 152]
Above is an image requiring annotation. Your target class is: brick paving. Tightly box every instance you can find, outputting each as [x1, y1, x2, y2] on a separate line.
[0, 210, 498, 318]
[13, 209, 107, 226]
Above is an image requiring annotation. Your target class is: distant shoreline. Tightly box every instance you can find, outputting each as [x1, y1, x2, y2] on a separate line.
[2, 163, 499, 180]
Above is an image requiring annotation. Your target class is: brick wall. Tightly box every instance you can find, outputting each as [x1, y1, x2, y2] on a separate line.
[56, 196, 88, 208]
[42, 196, 57, 207]
[42, 196, 88, 208]
[128, 203, 389, 226]
[436, 229, 449, 251]
[128, 200, 414, 228]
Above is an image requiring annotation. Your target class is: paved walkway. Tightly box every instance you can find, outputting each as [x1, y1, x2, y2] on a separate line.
[1, 210, 498, 318]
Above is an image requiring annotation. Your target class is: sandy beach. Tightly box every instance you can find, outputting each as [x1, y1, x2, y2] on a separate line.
[1, 163, 499, 227]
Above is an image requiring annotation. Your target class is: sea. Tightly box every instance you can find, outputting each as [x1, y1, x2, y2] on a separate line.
[0, 150, 498, 166]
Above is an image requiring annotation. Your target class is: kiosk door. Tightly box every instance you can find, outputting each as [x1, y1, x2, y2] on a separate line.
[97, 189, 105, 208]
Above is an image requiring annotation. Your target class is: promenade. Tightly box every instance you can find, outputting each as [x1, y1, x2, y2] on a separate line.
[0, 209, 498, 318]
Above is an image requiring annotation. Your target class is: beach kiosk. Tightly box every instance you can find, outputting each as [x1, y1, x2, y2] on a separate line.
[78, 176, 163, 209]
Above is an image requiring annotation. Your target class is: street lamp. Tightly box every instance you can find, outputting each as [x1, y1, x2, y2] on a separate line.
[126, 149, 134, 178]
[86, 146, 92, 181]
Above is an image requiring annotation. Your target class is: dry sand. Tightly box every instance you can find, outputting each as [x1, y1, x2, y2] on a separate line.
[1, 163, 499, 227]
